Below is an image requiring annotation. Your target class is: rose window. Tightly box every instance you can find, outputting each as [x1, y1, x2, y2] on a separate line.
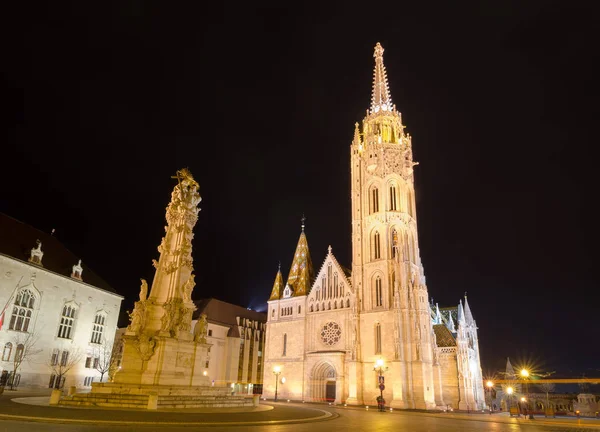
[320, 322, 342, 346]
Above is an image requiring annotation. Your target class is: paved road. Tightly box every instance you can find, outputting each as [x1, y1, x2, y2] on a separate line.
[1, 390, 598, 431]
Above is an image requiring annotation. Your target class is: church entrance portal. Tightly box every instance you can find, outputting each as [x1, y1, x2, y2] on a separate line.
[310, 362, 337, 403]
[326, 381, 336, 402]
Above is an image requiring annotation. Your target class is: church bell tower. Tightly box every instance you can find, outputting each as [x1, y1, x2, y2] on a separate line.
[350, 43, 436, 409]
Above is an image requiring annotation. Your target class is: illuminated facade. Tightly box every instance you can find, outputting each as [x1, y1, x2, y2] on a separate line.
[263, 43, 484, 410]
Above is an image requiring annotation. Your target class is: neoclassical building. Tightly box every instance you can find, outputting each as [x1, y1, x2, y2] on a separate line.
[262, 43, 484, 410]
[0, 213, 123, 389]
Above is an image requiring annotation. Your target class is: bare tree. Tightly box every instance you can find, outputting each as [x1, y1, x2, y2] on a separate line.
[538, 382, 556, 416]
[10, 331, 42, 389]
[92, 338, 116, 383]
[48, 347, 83, 389]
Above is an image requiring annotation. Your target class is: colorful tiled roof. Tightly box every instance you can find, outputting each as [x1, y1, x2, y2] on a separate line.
[433, 324, 457, 347]
[285, 231, 313, 297]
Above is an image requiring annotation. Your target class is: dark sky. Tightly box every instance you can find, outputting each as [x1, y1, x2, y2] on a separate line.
[2, 2, 599, 376]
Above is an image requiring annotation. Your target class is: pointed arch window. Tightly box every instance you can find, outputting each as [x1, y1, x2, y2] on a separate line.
[90, 313, 106, 344]
[373, 231, 381, 260]
[282, 333, 287, 357]
[322, 277, 327, 299]
[389, 185, 398, 211]
[371, 187, 379, 213]
[58, 304, 77, 339]
[2, 343, 12, 361]
[9, 289, 35, 332]
[375, 276, 383, 307]
[375, 323, 382, 355]
[327, 265, 332, 299]
[407, 189, 414, 217]
[334, 273, 338, 298]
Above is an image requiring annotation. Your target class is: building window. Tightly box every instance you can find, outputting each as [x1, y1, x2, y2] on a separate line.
[237, 335, 245, 382]
[60, 350, 69, 366]
[373, 231, 381, 260]
[375, 323, 382, 355]
[15, 344, 24, 362]
[271, 309, 275, 318]
[375, 277, 383, 307]
[84, 376, 93, 386]
[2, 343, 12, 361]
[282, 333, 287, 357]
[9, 289, 35, 332]
[90, 313, 105, 344]
[298, 305, 301, 314]
[48, 374, 56, 388]
[208, 329, 213, 337]
[85, 357, 92, 368]
[371, 187, 379, 213]
[390, 185, 398, 211]
[50, 349, 59, 366]
[58, 304, 77, 339]
[93, 357, 99, 369]
[205, 360, 210, 368]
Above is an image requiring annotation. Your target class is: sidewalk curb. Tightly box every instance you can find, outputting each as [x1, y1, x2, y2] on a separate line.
[0, 407, 338, 426]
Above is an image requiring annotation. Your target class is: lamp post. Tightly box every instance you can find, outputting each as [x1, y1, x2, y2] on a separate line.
[521, 397, 527, 417]
[507, 386, 514, 416]
[486, 381, 494, 414]
[373, 358, 388, 412]
[520, 369, 534, 419]
[273, 366, 281, 402]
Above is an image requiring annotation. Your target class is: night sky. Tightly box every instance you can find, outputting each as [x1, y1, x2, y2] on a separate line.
[2, 2, 599, 376]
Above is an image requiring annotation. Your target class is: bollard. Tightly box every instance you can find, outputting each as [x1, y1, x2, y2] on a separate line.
[49, 389, 62, 405]
[252, 394, 260, 407]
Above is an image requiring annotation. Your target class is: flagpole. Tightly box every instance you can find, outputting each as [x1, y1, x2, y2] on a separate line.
[1, 276, 23, 317]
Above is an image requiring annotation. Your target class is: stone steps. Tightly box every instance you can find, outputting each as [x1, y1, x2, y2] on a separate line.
[59, 392, 255, 409]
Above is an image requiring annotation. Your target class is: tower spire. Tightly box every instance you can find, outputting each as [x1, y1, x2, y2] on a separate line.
[269, 263, 284, 301]
[285, 225, 314, 297]
[370, 42, 393, 114]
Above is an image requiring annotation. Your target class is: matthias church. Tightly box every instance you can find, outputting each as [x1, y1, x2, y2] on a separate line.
[262, 43, 485, 410]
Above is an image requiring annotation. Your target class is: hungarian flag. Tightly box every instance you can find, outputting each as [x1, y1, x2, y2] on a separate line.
[0, 310, 4, 331]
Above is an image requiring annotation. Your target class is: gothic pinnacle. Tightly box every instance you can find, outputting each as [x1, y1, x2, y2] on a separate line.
[371, 42, 393, 114]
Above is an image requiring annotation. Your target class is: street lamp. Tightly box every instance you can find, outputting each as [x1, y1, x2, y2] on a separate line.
[507, 386, 514, 416]
[373, 358, 388, 412]
[273, 366, 282, 402]
[486, 381, 494, 414]
[520, 369, 534, 419]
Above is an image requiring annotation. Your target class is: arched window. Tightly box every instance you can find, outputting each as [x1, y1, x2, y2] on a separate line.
[9, 289, 35, 332]
[403, 231, 410, 263]
[346, 299, 350, 308]
[298, 305, 301, 314]
[322, 277, 327, 299]
[58, 304, 77, 339]
[375, 276, 383, 307]
[91, 313, 106, 344]
[373, 231, 381, 260]
[282, 334, 287, 356]
[2, 343, 12, 361]
[327, 265, 332, 299]
[271, 309, 275, 318]
[407, 189, 414, 217]
[334, 273, 338, 297]
[310, 305, 313, 312]
[375, 323, 382, 354]
[15, 344, 24, 362]
[371, 187, 379, 213]
[389, 185, 398, 211]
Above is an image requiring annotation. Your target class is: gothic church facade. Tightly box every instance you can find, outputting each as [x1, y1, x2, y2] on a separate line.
[263, 43, 484, 410]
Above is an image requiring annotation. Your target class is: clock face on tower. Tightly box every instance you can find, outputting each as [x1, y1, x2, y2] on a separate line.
[320, 322, 342, 346]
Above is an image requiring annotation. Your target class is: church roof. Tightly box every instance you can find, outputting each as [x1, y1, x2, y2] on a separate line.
[433, 324, 457, 347]
[285, 229, 314, 297]
[268, 267, 284, 300]
[193, 298, 266, 338]
[0, 213, 117, 294]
